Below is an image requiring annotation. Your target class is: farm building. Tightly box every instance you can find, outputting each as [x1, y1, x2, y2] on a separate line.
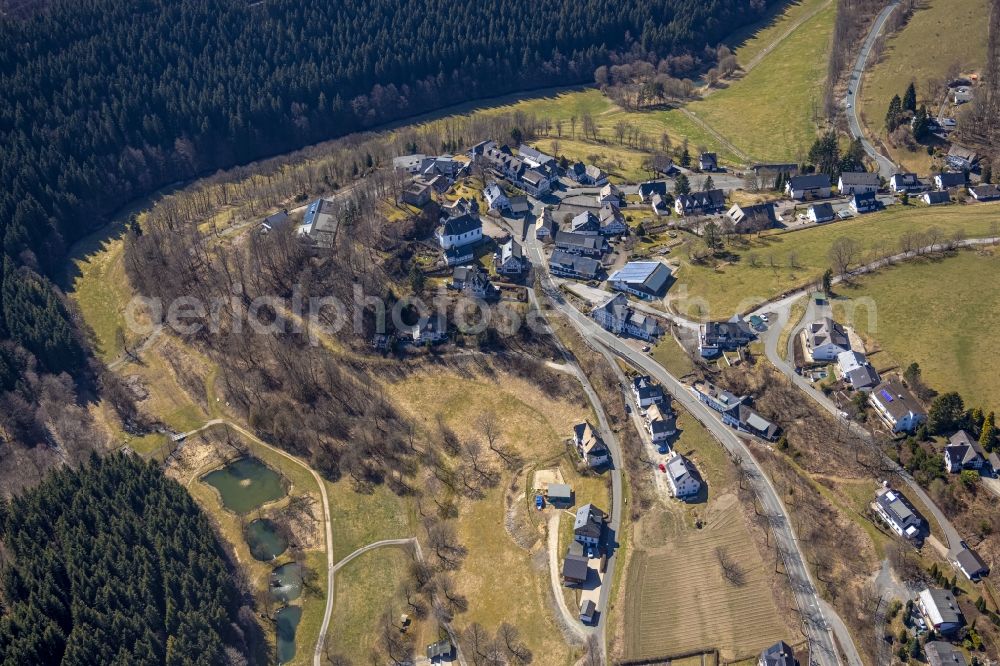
[918, 587, 965, 635]
[607, 261, 673, 299]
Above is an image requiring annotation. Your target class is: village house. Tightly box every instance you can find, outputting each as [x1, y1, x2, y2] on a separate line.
[807, 202, 835, 223]
[698, 317, 755, 357]
[607, 261, 673, 299]
[569, 210, 601, 235]
[889, 172, 922, 193]
[426, 638, 454, 663]
[849, 191, 880, 214]
[574, 422, 610, 468]
[944, 430, 986, 473]
[805, 317, 851, 361]
[693, 380, 746, 429]
[561, 541, 589, 585]
[450, 265, 497, 300]
[970, 184, 1000, 201]
[737, 405, 779, 441]
[837, 171, 880, 195]
[425, 174, 450, 195]
[535, 208, 556, 239]
[727, 202, 778, 234]
[631, 375, 664, 408]
[699, 152, 718, 172]
[597, 183, 624, 206]
[549, 250, 601, 280]
[918, 587, 965, 635]
[442, 196, 478, 218]
[573, 503, 606, 555]
[483, 181, 510, 212]
[554, 230, 607, 257]
[922, 190, 951, 205]
[393, 153, 426, 174]
[494, 238, 526, 276]
[651, 193, 671, 216]
[952, 547, 990, 582]
[508, 195, 531, 217]
[638, 180, 668, 203]
[785, 174, 831, 200]
[665, 453, 701, 499]
[410, 317, 448, 346]
[436, 212, 483, 265]
[759, 641, 797, 666]
[598, 203, 628, 236]
[869, 378, 926, 433]
[401, 181, 432, 207]
[674, 189, 726, 216]
[297, 197, 341, 249]
[520, 169, 551, 197]
[647, 403, 677, 444]
[874, 485, 923, 540]
[568, 162, 608, 186]
[591, 293, 661, 341]
[946, 144, 978, 171]
[837, 350, 880, 392]
[924, 642, 967, 666]
[934, 171, 966, 190]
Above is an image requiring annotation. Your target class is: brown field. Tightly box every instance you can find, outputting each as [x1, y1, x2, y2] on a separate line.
[624, 493, 788, 661]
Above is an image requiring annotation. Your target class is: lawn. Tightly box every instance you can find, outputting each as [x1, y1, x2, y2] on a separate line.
[730, 0, 832, 69]
[652, 335, 697, 378]
[668, 201, 1000, 319]
[859, 0, 989, 174]
[328, 545, 418, 660]
[832, 249, 1000, 414]
[685, 1, 836, 163]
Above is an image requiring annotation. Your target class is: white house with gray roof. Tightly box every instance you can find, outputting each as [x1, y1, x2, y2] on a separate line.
[805, 317, 851, 361]
[918, 587, 965, 634]
[873, 485, 922, 540]
[591, 294, 661, 341]
[758, 641, 797, 666]
[837, 171, 879, 195]
[869, 378, 926, 433]
[665, 453, 701, 499]
[573, 503, 605, 555]
[944, 430, 986, 473]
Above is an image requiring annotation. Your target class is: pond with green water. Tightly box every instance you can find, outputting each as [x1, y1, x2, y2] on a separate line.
[275, 605, 302, 664]
[246, 518, 288, 561]
[201, 457, 286, 513]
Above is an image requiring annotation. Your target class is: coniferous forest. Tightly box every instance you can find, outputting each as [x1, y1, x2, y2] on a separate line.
[0, 0, 777, 397]
[0, 453, 258, 664]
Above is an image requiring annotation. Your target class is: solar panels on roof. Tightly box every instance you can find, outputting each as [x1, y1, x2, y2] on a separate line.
[881, 389, 894, 402]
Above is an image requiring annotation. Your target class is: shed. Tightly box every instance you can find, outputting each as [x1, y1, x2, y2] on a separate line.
[546, 483, 573, 504]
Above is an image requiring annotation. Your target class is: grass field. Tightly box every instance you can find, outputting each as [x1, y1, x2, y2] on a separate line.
[833, 249, 1000, 414]
[668, 201, 1000, 319]
[731, 0, 832, 68]
[859, 0, 989, 174]
[328, 545, 418, 660]
[384, 365, 592, 662]
[686, 1, 835, 162]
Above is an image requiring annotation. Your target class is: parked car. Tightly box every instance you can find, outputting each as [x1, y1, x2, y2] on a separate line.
[658, 463, 666, 473]
[658, 445, 668, 455]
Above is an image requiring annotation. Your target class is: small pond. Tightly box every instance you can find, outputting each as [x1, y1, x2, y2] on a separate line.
[201, 457, 286, 514]
[246, 519, 288, 561]
[270, 562, 303, 603]
[275, 605, 302, 665]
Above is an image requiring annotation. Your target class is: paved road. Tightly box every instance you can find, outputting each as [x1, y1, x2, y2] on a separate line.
[525, 276, 622, 663]
[523, 236, 850, 666]
[845, 1, 900, 179]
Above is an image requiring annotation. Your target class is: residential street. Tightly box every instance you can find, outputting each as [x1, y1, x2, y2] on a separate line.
[522, 232, 854, 666]
[845, 1, 900, 179]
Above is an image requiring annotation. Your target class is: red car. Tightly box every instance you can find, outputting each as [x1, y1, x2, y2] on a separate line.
[658, 463, 666, 473]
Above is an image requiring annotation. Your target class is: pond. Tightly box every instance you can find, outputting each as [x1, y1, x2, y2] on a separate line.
[275, 605, 302, 665]
[201, 457, 286, 514]
[246, 519, 288, 561]
[270, 562, 303, 603]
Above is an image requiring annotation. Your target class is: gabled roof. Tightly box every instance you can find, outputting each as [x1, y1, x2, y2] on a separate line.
[876, 487, 920, 528]
[935, 171, 966, 188]
[760, 641, 797, 666]
[500, 238, 523, 263]
[549, 250, 600, 278]
[890, 172, 920, 187]
[607, 261, 672, 295]
[971, 184, 1000, 199]
[789, 174, 830, 190]
[574, 422, 608, 457]
[562, 552, 589, 581]
[508, 195, 530, 214]
[808, 317, 850, 349]
[573, 503, 605, 539]
[809, 203, 835, 219]
[839, 171, 879, 186]
[920, 587, 964, 628]
[924, 641, 967, 666]
[676, 189, 726, 211]
[945, 430, 985, 466]
[555, 230, 606, 252]
[440, 213, 482, 237]
[570, 210, 601, 233]
[846, 365, 880, 390]
[923, 190, 950, 204]
[632, 375, 663, 400]
[871, 378, 924, 421]
[638, 181, 668, 198]
[954, 547, 988, 576]
[665, 454, 700, 487]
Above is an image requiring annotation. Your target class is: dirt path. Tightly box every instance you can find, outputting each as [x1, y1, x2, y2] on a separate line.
[740, 0, 834, 74]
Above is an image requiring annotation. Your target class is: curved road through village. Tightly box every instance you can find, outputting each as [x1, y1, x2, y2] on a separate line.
[522, 231, 854, 666]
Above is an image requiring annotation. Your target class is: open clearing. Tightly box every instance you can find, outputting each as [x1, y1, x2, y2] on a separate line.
[384, 364, 595, 662]
[668, 201, 1000, 319]
[686, 1, 835, 163]
[859, 0, 989, 174]
[624, 494, 788, 661]
[729, 0, 832, 68]
[834, 249, 1000, 414]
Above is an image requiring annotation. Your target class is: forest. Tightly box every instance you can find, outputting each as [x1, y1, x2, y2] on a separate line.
[0, 0, 781, 403]
[0, 453, 261, 665]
